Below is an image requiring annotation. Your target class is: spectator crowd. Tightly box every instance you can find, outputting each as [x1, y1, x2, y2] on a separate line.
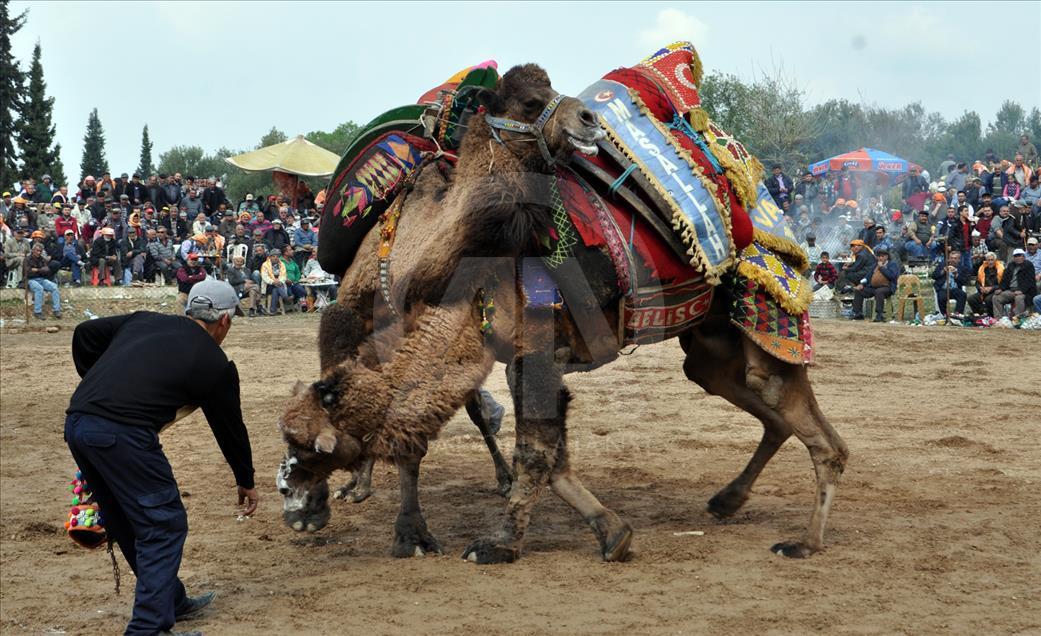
[766, 134, 1041, 324]
[1, 170, 337, 320]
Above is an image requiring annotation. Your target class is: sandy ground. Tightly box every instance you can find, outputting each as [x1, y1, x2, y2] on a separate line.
[1, 316, 1039, 635]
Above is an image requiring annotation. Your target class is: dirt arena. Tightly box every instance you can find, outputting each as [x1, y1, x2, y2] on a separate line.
[1, 316, 1038, 635]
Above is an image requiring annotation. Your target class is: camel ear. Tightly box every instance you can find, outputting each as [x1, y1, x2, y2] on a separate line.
[473, 87, 504, 115]
[291, 380, 307, 396]
[314, 427, 337, 453]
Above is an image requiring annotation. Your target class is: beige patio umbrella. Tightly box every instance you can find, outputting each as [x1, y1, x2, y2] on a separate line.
[224, 135, 339, 177]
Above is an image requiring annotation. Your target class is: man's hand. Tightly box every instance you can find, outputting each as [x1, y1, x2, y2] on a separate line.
[237, 486, 259, 516]
[854, 284, 864, 291]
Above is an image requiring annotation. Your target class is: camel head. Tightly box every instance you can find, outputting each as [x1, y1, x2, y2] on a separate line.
[276, 374, 363, 533]
[479, 64, 604, 169]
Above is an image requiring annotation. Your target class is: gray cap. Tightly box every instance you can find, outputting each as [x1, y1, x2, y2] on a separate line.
[186, 279, 244, 316]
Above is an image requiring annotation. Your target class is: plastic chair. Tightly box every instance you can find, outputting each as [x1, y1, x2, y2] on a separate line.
[895, 274, 925, 322]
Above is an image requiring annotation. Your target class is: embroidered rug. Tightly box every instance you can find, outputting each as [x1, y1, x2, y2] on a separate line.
[730, 276, 815, 365]
[735, 240, 813, 316]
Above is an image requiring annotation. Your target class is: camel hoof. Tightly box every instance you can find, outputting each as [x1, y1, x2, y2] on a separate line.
[590, 513, 633, 562]
[334, 484, 372, 503]
[494, 473, 513, 498]
[391, 516, 442, 558]
[707, 490, 748, 519]
[771, 541, 815, 559]
[462, 538, 518, 564]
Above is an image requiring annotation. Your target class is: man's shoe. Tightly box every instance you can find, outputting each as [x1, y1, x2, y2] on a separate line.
[53, 312, 62, 320]
[33, 312, 44, 320]
[850, 314, 864, 321]
[872, 317, 884, 323]
[175, 591, 216, 621]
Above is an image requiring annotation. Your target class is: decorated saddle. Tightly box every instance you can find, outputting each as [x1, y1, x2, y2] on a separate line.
[319, 44, 814, 363]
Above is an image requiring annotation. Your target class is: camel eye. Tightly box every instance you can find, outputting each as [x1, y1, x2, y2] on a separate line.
[523, 98, 542, 111]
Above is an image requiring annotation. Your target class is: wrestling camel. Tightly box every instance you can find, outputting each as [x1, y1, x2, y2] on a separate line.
[276, 63, 848, 562]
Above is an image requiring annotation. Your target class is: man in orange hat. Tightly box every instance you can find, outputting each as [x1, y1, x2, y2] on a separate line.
[837, 239, 876, 294]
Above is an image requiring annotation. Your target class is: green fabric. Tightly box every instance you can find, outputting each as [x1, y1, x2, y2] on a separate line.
[281, 257, 301, 283]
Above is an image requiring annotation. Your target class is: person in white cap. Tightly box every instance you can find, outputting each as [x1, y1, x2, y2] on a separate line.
[64, 279, 257, 636]
[992, 249, 1037, 317]
[1024, 236, 1041, 274]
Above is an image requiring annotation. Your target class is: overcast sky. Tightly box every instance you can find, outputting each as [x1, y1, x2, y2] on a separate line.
[10, 1, 1041, 183]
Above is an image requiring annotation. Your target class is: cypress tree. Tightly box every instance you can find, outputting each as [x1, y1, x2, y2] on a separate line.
[80, 108, 109, 180]
[0, 0, 26, 190]
[16, 41, 61, 181]
[49, 142, 66, 188]
[137, 124, 155, 177]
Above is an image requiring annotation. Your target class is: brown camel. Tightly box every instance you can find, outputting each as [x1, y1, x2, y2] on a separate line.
[277, 64, 848, 562]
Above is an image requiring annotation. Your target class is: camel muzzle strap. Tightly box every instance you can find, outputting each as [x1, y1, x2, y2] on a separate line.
[485, 94, 566, 167]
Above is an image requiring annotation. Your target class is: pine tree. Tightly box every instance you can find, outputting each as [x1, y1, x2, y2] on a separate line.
[80, 108, 109, 180]
[137, 124, 155, 177]
[16, 41, 61, 181]
[50, 142, 66, 187]
[0, 0, 27, 190]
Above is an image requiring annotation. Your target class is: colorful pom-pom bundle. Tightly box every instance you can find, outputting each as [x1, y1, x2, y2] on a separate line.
[64, 469, 107, 549]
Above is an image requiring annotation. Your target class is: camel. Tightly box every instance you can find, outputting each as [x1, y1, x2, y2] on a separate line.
[276, 64, 848, 562]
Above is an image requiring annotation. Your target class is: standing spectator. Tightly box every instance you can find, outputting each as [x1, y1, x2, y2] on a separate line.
[968, 252, 1003, 316]
[113, 173, 130, 200]
[850, 248, 898, 321]
[902, 166, 928, 210]
[4, 228, 31, 286]
[946, 163, 968, 192]
[765, 165, 793, 207]
[991, 249, 1037, 317]
[126, 174, 148, 205]
[794, 173, 819, 214]
[202, 178, 225, 216]
[90, 227, 122, 286]
[291, 217, 317, 270]
[938, 154, 956, 178]
[1017, 134, 1039, 166]
[834, 166, 857, 203]
[96, 172, 115, 198]
[145, 175, 162, 206]
[262, 195, 279, 221]
[812, 251, 838, 291]
[260, 249, 290, 314]
[148, 227, 177, 283]
[50, 185, 69, 207]
[263, 218, 290, 253]
[1006, 154, 1033, 188]
[24, 242, 62, 319]
[175, 253, 208, 311]
[161, 174, 182, 209]
[931, 249, 970, 316]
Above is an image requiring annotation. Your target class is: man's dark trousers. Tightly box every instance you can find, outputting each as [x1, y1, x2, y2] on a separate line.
[852, 285, 892, 319]
[65, 413, 189, 635]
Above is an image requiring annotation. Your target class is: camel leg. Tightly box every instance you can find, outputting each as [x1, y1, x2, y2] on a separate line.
[462, 353, 564, 564]
[333, 456, 374, 503]
[681, 329, 848, 557]
[391, 455, 442, 558]
[465, 391, 513, 497]
[680, 330, 792, 518]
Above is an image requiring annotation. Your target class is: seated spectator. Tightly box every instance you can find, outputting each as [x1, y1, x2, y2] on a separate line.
[837, 240, 875, 293]
[191, 211, 208, 236]
[147, 226, 177, 283]
[292, 217, 318, 270]
[904, 210, 933, 260]
[54, 204, 79, 239]
[969, 230, 988, 270]
[992, 249, 1037, 317]
[4, 228, 31, 286]
[225, 255, 263, 317]
[264, 218, 291, 254]
[121, 216, 149, 284]
[812, 251, 838, 291]
[1025, 237, 1041, 275]
[90, 227, 122, 286]
[968, 252, 1003, 316]
[175, 253, 208, 312]
[851, 248, 898, 322]
[248, 210, 271, 237]
[248, 242, 268, 287]
[58, 229, 86, 285]
[802, 233, 822, 265]
[988, 205, 1022, 261]
[260, 249, 290, 314]
[280, 245, 307, 310]
[301, 253, 339, 306]
[237, 193, 260, 215]
[24, 242, 61, 319]
[218, 209, 237, 238]
[931, 249, 971, 316]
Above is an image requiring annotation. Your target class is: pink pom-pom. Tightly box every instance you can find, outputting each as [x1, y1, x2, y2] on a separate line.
[73, 486, 82, 494]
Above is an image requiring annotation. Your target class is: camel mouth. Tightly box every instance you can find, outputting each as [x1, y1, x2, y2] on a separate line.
[568, 135, 600, 155]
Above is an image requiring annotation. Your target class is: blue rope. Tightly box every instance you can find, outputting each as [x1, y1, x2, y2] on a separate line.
[667, 115, 722, 174]
[609, 164, 638, 196]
